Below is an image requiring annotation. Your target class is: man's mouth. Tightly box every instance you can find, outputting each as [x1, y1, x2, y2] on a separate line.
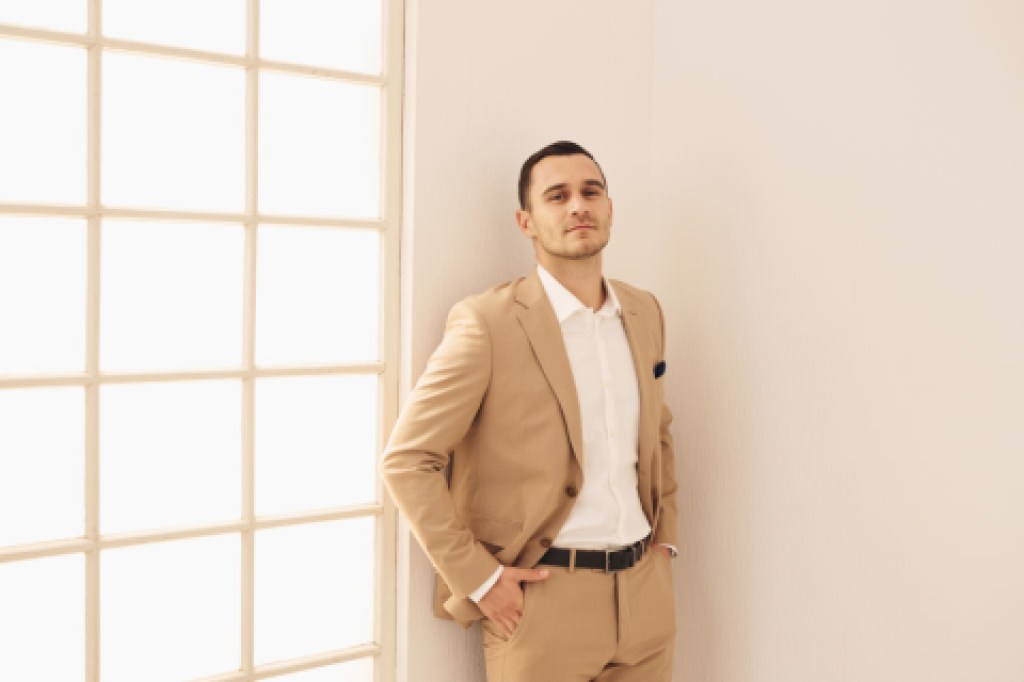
[569, 225, 594, 232]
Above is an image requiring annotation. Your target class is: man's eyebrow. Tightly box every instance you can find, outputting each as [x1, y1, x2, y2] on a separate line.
[541, 183, 568, 195]
[541, 179, 606, 195]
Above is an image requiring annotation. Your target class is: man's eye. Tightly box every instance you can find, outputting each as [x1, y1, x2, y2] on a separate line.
[549, 193, 565, 201]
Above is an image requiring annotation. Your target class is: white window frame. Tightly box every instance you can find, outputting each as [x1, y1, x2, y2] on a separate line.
[0, 0, 403, 679]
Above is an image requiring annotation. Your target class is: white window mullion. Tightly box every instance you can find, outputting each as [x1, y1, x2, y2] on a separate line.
[0, 24, 387, 90]
[0, 364, 388, 392]
[84, 0, 102, 680]
[0, 505, 384, 567]
[0, 203, 388, 229]
[377, 2, 404, 681]
[241, 0, 260, 677]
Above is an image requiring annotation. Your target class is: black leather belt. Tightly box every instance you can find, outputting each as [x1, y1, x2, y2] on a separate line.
[538, 535, 651, 573]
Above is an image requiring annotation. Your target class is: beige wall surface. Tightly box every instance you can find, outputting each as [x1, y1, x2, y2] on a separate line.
[651, 1, 1024, 681]
[397, 0, 1024, 680]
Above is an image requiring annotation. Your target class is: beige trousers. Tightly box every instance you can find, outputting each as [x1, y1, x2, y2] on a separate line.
[480, 549, 676, 682]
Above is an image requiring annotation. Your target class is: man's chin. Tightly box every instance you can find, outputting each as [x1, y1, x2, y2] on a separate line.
[538, 238, 608, 262]
[544, 247, 602, 260]
[569, 243, 607, 260]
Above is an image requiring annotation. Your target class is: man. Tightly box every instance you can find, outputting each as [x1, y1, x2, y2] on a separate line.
[383, 141, 678, 681]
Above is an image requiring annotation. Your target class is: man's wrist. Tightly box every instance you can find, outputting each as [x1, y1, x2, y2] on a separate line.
[469, 565, 504, 603]
[658, 543, 678, 558]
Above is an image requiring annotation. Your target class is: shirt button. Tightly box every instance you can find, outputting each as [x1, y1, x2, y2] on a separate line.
[540, 537, 552, 548]
[565, 485, 578, 497]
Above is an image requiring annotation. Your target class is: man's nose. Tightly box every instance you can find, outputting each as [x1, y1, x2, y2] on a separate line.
[569, 194, 587, 216]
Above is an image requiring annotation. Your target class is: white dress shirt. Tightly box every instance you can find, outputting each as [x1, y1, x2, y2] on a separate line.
[539, 264, 651, 549]
[470, 266, 671, 602]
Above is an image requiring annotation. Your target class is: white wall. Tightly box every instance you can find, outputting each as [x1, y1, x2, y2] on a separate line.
[651, 1, 1024, 681]
[398, 0, 1024, 680]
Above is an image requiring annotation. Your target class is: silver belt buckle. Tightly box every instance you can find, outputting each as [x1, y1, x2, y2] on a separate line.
[604, 546, 632, 573]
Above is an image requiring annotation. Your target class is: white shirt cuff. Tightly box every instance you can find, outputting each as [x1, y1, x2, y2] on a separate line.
[469, 565, 504, 603]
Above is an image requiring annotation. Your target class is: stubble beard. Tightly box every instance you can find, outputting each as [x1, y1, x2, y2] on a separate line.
[538, 226, 609, 262]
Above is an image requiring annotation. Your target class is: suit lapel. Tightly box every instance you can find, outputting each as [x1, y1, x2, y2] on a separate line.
[614, 282, 656, 507]
[515, 272, 585, 466]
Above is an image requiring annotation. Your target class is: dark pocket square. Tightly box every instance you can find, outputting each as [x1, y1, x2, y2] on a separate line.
[654, 360, 666, 379]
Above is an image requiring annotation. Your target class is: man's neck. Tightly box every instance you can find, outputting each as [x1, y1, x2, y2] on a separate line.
[538, 256, 606, 310]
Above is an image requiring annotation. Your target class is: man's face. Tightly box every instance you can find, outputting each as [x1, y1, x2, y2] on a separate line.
[517, 154, 613, 264]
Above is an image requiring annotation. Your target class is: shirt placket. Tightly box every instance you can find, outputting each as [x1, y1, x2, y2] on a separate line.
[592, 311, 626, 542]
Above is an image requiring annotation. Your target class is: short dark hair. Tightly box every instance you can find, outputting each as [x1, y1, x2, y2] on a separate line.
[517, 141, 607, 209]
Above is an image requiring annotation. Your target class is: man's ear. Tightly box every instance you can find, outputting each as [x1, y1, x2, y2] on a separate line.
[608, 197, 614, 226]
[515, 208, 533, 238]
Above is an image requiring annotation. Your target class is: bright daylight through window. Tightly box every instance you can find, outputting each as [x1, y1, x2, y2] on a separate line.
[0, 1, 401, 680]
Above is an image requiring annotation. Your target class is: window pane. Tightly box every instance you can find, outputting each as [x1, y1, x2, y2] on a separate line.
[0, 39, 85, 205]
[103, 51, 245, 212]
[102, 534, 240, 681]
[274, 658, 373, 682]
[256, 227, 379, 365]
[0, 555, 84, 681]
[100, 220, 243, 372]
[260, 0, 382, 75]
[0, 0, 86, 34]
[0, 217, 86, 375]
[255, 517, 375, 664]
[103, 0, 245, 55]
[256, 375, 377, 516]
[100, 380, 241, 534]
[259, 73, 381, 219]
[0, 387, 83, 546]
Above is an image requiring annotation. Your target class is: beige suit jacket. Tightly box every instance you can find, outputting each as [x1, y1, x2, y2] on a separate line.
[382, 270, 678, 627]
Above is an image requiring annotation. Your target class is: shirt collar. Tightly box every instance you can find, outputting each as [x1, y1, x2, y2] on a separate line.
[536, 264, 622, 323]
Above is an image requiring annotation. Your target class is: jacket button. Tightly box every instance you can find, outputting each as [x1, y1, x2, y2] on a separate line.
[565, 485, 578, 497]
[540, 537, 552, 548]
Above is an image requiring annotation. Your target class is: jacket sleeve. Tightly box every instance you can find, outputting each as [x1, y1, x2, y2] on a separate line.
[649, 292, 680, 549]
[381, 300, 501, 599]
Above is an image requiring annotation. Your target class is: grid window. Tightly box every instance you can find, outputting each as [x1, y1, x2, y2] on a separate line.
[0, 39, 86, 205]
[102, 52, 247, 213]
[0, 554, 86, 681]
[0, 2, 402, 680]
[0, 386, 85, 546]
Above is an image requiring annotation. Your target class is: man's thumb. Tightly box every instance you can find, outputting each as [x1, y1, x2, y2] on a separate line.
[513, 567, 550, 582]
